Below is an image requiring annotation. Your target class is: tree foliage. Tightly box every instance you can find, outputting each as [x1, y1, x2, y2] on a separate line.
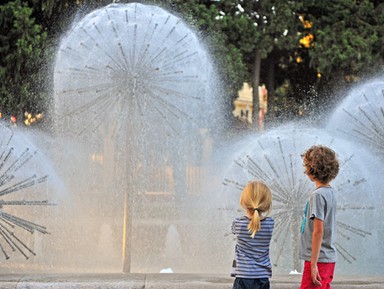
[281, 0, 384, 113]
[210, 0, 302, 123]
[298, 0, 383, 79]
[0, 0, 48, 117]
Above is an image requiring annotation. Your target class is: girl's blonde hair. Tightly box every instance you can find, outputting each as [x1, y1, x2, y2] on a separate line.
[240, 181, 272, 238]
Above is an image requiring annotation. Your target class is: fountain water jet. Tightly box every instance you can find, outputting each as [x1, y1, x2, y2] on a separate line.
[0, 123, 58, 263]
[327, 79, 384, 154]
[163, 224, 183, 271]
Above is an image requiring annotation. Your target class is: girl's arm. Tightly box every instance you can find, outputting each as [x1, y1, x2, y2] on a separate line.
[311, 218, 324, 286]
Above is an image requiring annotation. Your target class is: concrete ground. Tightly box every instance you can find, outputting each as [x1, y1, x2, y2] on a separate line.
[0, 274, 383, 289]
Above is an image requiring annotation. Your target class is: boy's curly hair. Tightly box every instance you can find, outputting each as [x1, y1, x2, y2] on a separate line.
[301, 145, 339, 184]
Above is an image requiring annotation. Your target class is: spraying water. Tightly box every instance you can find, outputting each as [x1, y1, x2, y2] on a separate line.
[1, 2, 383, 276]
[52, 2, 221, 273]
[0, 123, 58, 264]
[327, 79, 384, 154]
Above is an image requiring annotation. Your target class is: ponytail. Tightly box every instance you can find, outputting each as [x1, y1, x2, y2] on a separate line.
[248, 208, 261, 238]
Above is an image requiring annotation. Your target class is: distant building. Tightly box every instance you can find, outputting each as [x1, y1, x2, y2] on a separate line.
[232, 82, 268, 130]
[233, 82, 253, 124]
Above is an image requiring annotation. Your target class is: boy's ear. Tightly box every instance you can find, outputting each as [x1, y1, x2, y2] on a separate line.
[309, 167, 315, 174]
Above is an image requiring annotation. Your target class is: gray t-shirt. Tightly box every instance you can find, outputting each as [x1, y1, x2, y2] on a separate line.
[299, 186, 337, 262]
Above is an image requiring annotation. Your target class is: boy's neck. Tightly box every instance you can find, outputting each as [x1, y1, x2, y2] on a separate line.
[314, 179, 330, 188]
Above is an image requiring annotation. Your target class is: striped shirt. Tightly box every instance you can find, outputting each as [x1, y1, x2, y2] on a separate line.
[232, 216, 274, 278]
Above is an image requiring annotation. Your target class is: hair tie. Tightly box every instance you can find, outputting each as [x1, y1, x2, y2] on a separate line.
[254, 208, 260, 213]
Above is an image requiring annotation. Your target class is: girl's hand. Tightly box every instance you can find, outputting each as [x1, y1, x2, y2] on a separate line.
[311, 264, 322, 286]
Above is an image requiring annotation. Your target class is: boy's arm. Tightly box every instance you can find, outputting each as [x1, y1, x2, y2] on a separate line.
[311, 218, 324, 286]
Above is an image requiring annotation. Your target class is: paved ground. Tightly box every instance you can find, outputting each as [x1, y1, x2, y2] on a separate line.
[0, 274, 383, 289]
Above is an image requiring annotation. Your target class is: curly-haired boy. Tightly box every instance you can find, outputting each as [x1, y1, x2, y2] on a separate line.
[299, 145, 339, 289]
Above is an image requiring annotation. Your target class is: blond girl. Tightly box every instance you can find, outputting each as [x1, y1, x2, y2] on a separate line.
[231, 181, 274, 289]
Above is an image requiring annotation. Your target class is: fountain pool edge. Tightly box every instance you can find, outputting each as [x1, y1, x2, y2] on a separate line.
[0, 273, 382, 288]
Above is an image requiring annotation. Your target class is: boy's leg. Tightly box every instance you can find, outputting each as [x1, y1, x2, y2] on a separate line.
[300, 261, 314, 289]
[317, 262, 335, 288]
[300, 261, 335, 289]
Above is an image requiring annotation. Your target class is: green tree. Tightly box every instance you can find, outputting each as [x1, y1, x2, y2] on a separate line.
[0, 0, 48, 118]
[0, 0, 124, 122]
[292, 0, 384, 110]
[181, 0, 384, 124]
[212, 0, 301, 126]
[29, 0, 113, 38]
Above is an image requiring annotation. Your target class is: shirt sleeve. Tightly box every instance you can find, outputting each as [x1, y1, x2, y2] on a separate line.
[231, 220, 236, 235]
[309, 192, 325, 221]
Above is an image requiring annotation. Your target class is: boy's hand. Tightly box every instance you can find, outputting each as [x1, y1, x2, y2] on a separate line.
[311, 264, 322, 286]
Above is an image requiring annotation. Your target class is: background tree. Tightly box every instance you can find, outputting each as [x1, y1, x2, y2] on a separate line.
[213, 0, 301, 126]
[183, 0, 384, 125]
[0, 0, 130, 122]
[290, 0, 384, 118]
[0, 0, 48, 118]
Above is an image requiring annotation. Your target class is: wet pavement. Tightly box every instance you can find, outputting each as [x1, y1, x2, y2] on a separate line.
[0, 274, 383, 288]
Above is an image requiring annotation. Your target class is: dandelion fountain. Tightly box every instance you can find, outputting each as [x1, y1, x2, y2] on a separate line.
[0, 122, 60, 266]
[327, 78, 384, 154]
[51, 2, 222, 273]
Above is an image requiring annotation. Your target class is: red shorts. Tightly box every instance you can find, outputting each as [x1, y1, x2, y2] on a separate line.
[300, 261, 335, 289]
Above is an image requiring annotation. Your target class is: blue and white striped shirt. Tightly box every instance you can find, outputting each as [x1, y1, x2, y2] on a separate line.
[232, 216, 274, 278]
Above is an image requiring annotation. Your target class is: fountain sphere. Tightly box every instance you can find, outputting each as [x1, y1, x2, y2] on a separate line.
[327, 78, 384, 154]
[51, 2, 223, 273]
[53, 2, 218, 137]
[0, 123, 62, 267]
